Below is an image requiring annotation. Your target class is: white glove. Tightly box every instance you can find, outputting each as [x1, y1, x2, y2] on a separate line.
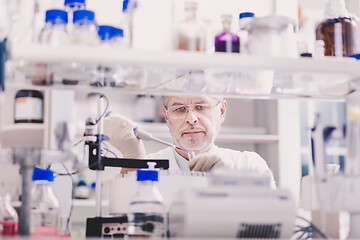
[103, 114, 146, 159]
[188, 152, 232, 172]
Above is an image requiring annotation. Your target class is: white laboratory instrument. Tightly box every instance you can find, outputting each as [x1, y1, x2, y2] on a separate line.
[168, 186, 296, 238]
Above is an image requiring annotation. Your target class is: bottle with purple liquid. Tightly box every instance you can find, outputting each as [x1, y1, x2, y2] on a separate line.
[215, 14, 239, 53]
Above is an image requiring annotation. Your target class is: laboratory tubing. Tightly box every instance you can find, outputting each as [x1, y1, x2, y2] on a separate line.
[215, 14, 239, 53]
[0, 194, 18, 236]
[175, 1, 206, 51]
[315, 0, 357, 57]
[30, 168, 60, 237]
[238, 12, 255, 54]
[14, 89, 44, 124]
[127, 162, 165, 238]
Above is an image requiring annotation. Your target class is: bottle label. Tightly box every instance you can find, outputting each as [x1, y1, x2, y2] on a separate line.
[30, 210, 58, 236]
[1, 221, 18, 235]
[15, 97, 43, 121]
[127, 212, 164, 237]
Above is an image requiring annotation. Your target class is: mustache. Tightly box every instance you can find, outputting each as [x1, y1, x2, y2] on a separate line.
[179, 124, 206, 133]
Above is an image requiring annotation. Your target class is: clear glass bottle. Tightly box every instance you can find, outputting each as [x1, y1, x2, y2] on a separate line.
[32, 9, 69, 86]
[215, 14, 239, 53]
[62, 9, 98, 85]
[71, 10, 98, 46]
[315, 0, 357, 57]
[127, 163, 165, 238]
[64, 0, 86, 33]
[0, 194, 18, 236]
[237, 12, 255, 54]
[30, 168, 60, 237]
[175, 1, 206, 51]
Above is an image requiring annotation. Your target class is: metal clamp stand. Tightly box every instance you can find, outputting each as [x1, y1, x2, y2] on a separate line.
[85, 95, 169, 238]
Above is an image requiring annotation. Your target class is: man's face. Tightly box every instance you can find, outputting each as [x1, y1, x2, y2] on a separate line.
[162, 96, 227, 153]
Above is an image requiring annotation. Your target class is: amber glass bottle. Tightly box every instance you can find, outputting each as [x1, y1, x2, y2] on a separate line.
[315, 0, 357, 57]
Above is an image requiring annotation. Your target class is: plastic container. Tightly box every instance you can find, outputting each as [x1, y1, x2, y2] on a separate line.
[175, 1, 206, 51]
[215, 14, 239, 53]
[0, 194, 18, 236]
[315, 0, 357, 57]
[127, 162, 165, 238]
[237, 12, 255, 54]
[30, 168, 60, 237]
[14, 89, 44, 124]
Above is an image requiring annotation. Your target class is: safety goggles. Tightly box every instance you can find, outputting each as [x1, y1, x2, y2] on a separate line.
[164, 101, 221, 119]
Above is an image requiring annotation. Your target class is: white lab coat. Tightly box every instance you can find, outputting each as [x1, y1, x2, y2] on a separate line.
[146, 145, 276, 188]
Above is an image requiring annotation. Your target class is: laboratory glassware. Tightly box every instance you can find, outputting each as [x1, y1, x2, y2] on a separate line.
[0, 194, 18, 236]
[315, 0, 357, 57]
[215, 14, 239, 53]
[32, 9, 69, 86]
[237, 12, 255, 54]
[14, 89, 43, 124]
[30, 168, 60, 236]
[127, 162, 165, 238]
[175, 1, 206, 51]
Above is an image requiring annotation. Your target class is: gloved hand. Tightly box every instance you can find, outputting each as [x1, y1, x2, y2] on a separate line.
[188, 152, 232, 172]
[103, 114, 146, 159]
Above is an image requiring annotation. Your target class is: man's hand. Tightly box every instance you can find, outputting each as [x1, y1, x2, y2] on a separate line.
[103, 114, 146, 159]
[188, 152, 232, 172]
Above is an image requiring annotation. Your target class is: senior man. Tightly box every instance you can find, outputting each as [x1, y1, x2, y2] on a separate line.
[104, 95, 275, 185]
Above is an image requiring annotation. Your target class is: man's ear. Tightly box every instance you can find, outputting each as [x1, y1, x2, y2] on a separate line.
[219, 100, 227, 124]
[162, 105, 168, 121]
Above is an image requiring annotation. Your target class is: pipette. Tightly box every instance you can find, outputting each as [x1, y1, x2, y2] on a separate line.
[133, 127, 186, 151]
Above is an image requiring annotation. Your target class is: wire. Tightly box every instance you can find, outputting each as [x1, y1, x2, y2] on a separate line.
[59, 162, 74, 236]
[294, 216, 329, 240]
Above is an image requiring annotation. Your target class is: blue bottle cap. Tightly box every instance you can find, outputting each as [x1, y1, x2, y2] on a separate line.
[349, 53, 360, 60]
[64, 0, 86, 6]
[137, 169, 158, 181]
[239, 12, 255, 19]
[32, 168, 54, 182]
[98, 25, 114, 41]
[45, 9, 68, 24]
[112, 28, 124, 38]
[73, 10, 95, 23]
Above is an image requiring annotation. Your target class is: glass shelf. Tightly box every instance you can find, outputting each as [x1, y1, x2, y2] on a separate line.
[8, 43, 360, 100]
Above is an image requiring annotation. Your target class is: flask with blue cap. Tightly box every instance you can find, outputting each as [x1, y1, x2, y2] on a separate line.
[71, 10, 99, 46]
[30, 168, 60, 236]
[127, 162, 165, 238]
[39, 9, 69, 45]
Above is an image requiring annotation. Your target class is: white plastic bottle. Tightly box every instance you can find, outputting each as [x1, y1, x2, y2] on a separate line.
[127, 162, 165, 238]
[30, 168, 60, 237]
